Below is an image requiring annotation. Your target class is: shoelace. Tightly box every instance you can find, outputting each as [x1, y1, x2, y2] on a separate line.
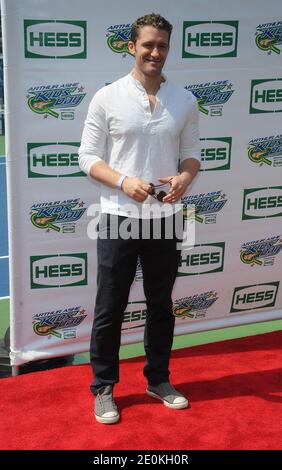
[98, 387, 117, 412]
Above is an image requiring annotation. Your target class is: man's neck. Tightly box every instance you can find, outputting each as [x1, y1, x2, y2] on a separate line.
[131, 68, 165, 95]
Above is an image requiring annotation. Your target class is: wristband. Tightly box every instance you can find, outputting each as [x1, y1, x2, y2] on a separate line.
[117, 174, 127, 190]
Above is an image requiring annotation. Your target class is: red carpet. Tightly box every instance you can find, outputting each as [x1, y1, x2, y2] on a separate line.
[0, 331, 281, 450]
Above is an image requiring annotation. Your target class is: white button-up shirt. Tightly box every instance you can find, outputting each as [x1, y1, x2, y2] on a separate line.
[79, 73, 200, 218]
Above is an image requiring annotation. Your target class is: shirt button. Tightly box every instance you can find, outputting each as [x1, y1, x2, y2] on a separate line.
[151, 128, 156, 134]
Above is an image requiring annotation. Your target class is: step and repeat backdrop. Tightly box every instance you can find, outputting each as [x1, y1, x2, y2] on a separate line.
[1, 0, 282, 365]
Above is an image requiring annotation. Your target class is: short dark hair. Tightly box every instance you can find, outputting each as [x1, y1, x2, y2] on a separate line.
[130, 13, 173, 43]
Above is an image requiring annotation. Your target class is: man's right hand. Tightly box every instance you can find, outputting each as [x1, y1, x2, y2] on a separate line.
[121, 177, 152, 202]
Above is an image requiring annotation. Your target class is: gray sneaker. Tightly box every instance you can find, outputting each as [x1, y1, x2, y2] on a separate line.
[147, 382, 189, 409]
[94, 385, 120, 424]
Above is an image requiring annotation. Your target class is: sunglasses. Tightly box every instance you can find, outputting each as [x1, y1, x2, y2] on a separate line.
[148, 180, 172, 202]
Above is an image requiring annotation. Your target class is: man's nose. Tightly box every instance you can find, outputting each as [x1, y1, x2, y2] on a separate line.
[151, 47, 161, 57]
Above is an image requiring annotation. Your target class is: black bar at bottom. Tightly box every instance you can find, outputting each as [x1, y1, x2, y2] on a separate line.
[0, 450, 281, 467]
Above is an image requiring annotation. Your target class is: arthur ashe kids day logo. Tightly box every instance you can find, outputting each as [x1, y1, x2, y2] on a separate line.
[173, 291, 218, 320]
[248, 135, 282, 167]
[30, 198, 86, 234]
[182, 21, 238, 58]
[24, 20, 87, 59]
[27, 82, 86, 119]
[255, 21, 282, 55]
[106, 23, 133, 56]
[33, 306, 87, 339]
[134, 257, 143, 281]
[182, 191, 227, 224]
[185, 81, 234, 116]
[240, 235, 282, 267]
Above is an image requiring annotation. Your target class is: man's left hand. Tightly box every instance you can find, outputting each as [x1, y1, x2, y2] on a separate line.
[159, 174, 191, 203]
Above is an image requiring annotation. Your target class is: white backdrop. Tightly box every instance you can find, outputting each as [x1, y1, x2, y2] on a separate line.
[1, 0, 282, 365]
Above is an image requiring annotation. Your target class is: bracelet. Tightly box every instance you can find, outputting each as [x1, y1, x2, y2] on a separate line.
[117, 174, 127, 190]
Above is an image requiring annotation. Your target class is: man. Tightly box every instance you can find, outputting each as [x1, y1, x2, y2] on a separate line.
[78, 13, 201, 424]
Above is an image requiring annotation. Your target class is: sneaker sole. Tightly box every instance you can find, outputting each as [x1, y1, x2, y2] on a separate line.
[147, 389, 189, 410]
[95, 413, 120, 424]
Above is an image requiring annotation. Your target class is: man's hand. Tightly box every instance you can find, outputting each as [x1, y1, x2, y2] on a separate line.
[122, 177, 152, 202]
[159, 174, 191, 203]
[160, 158, 201, 203]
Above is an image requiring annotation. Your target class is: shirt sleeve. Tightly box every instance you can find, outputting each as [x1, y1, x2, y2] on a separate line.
[78, 89, 108, 175]
[179, 93, 201, 164]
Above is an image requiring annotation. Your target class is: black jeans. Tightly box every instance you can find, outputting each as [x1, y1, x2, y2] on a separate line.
[90, 213, 182, 395]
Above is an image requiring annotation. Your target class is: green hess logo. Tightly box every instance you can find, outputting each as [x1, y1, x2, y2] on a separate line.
[177, 242, 225, 276]
[250, 79, 282, 113]
[30, 253, 87, 289]
[122, 301, 147, 331]
[200, 137, 232, 171]
[182, 21, 238, 58]
[27, 142, 85, 178]
[231, 282, 279, 312]
[242, 187, 282, 220]
[24, 20, 87, 58]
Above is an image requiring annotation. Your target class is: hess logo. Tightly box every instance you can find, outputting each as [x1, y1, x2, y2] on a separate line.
[231, 282, 279, 312]
[200, 137, 232, 171]
[122, 301, 147, 331]
[250, 79, 282, 113]
[177, 243, 225, 276]
[27, 143, 84, 178]
[24, 20, 87, 58]
[182, 21, 238, 58]
[242, 187, 282, 220]
[30, 254, 88, 288]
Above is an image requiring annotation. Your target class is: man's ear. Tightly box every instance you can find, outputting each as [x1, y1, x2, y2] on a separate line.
[128, 40, 136, 55]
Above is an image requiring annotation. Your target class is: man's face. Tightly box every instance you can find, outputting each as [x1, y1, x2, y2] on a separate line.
[128, 26, 170, 77]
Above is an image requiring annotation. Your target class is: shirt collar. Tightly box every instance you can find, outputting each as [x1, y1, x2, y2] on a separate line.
[127, 73, 167, 96]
